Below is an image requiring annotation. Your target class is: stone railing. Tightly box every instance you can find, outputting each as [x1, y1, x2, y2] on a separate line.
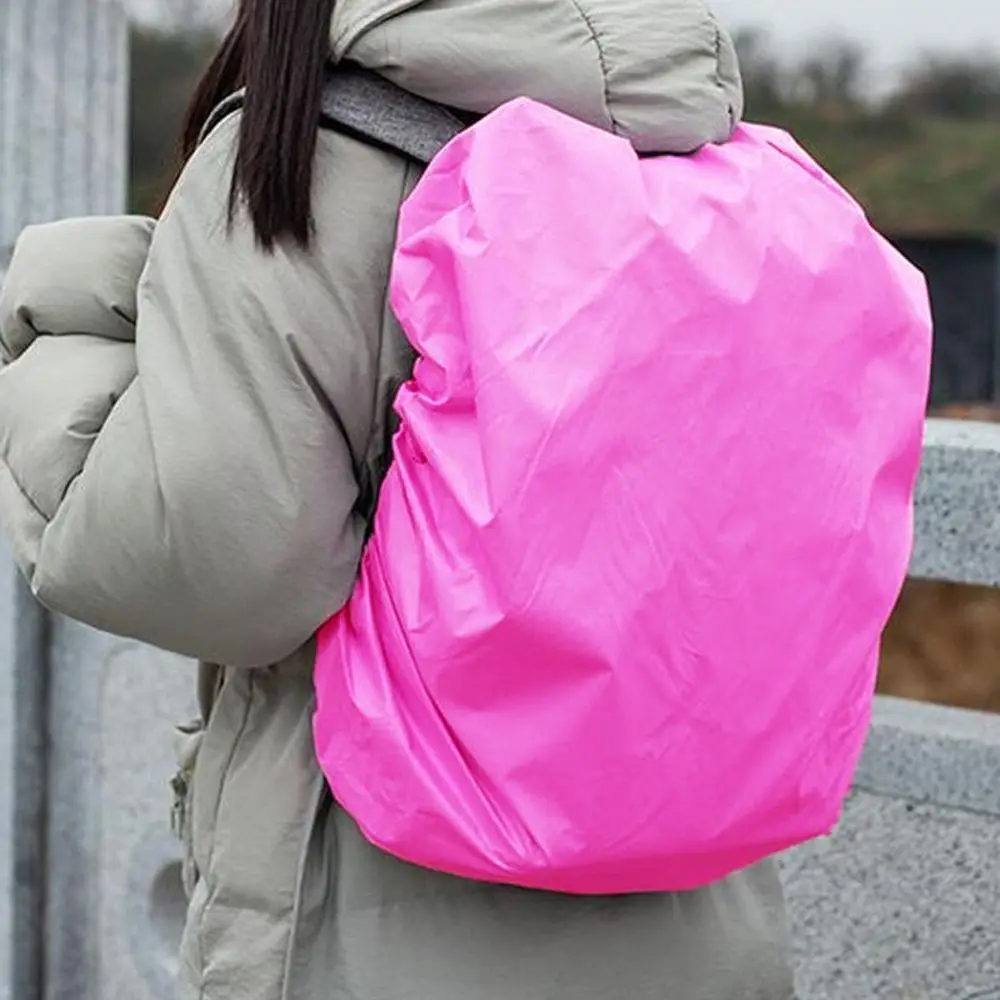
[0, 421, 996, 1000]
[782, 418, 1000, 1000]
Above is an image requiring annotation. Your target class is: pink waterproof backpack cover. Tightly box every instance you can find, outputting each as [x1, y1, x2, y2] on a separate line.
[314, 99, 933, 894]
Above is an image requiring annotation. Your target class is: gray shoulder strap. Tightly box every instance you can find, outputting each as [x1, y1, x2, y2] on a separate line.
[199, 66, 466, 165]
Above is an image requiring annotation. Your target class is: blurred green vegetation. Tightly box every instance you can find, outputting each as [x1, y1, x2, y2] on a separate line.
[129, 25, 217, 213]
[757, 108, 1000, 235]
[128, 24, 1000, 234]
[736, 31, 1000, 235]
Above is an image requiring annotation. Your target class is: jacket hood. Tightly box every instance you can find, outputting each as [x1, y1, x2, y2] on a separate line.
[330, 0, 744, 154]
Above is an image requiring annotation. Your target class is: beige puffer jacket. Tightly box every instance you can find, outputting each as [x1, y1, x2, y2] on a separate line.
[0, 1, 795, 997]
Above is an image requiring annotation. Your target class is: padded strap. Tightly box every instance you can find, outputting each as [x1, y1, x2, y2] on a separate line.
[200, 65, 466, 165]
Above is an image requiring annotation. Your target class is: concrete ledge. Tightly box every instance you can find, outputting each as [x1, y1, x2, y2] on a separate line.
[912, 417, 1000, 587]
[783, 791, 1000, 1000]
[858, 695, 1000, 815]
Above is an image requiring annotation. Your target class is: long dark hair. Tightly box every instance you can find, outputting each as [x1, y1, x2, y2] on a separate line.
[178, 0, 336, 250]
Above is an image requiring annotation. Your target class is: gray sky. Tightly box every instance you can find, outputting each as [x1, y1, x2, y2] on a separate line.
[714, 0, 998, 69]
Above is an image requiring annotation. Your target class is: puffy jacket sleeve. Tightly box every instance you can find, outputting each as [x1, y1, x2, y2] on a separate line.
[0, 119, 396, 667]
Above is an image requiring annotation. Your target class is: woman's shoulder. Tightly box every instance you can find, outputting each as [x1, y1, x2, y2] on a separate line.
[186, 109, 416, 227]
[144, 112, 416, 467]
[162, 112, 415, 296]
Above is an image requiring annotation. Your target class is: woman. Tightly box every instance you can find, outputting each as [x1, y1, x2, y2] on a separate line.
[0, 0, 794, 997]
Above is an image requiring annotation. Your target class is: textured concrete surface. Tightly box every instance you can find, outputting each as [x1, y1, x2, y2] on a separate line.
[0, 574, 195, 1000]
[0, 564, 14, 1000]
[98, 639, 194, 1000]
[44, 619, 195, 1000]
[0, 550, 48, 1000]
[856, 695, 1000, 816]
[0, 0, 127, 256]
[0, 3, 131, 997]
[786, 693, 1000, 999]
[912, 419, 1000, 588]
[782, 790, 1000, 1000]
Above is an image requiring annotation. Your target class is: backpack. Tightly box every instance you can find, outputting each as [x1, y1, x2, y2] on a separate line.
[243, 68, 932, 894]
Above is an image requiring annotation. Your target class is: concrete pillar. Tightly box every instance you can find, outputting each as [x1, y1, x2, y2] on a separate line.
[0, 4, 134, 1000]
[0, 0, 127, 266]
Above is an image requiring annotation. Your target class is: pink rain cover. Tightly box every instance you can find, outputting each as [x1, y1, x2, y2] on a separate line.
[314, 100, 933, 894]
